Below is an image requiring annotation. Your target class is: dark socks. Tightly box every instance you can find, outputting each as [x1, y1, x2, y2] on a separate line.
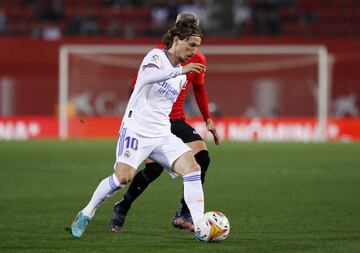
[196, 150, 210, 184]
[117, 162, 164, 215]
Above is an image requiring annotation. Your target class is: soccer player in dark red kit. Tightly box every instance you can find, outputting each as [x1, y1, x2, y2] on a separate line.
[110, 12, 220, 233]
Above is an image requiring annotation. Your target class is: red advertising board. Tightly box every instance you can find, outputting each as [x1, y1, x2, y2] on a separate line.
[1, 116, 359, 142]
[0, 116, 58, 140]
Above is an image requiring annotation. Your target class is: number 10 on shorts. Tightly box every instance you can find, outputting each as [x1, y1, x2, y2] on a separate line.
[125, 136, 139, 150]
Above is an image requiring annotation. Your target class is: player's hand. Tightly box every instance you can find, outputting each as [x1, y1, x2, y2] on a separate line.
[206, 118, 220, 145]
[182, 63, 205, 74]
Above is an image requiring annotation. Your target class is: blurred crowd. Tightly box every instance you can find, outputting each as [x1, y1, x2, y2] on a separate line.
[0, 0, 359, 40]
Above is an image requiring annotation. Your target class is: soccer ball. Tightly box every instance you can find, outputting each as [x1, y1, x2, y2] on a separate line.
[194, 211, 230, 242]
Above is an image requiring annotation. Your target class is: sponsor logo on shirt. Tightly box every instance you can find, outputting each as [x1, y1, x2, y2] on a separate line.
[157, 81, 179, 103]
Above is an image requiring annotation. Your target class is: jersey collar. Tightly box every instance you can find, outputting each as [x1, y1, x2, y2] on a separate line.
[163, 49, 180, 68]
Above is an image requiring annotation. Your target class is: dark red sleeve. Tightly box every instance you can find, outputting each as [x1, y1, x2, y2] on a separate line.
[193, 52, 211, 121]
[193, 82, 211, 121]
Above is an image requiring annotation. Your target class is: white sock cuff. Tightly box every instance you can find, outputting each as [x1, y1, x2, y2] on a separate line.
[183, 171, 201, 182]
[108, 173, 122, 190]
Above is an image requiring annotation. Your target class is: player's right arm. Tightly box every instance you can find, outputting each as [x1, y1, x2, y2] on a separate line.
[138, 49, 204, 85]
[182, 62, 205, 74]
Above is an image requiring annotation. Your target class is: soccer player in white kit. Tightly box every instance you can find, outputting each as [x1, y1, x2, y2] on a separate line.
[71, 20, 206, 239]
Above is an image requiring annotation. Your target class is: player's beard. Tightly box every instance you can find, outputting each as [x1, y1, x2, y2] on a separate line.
[179, 56, 186, 62]
[179, 54, 192, 62]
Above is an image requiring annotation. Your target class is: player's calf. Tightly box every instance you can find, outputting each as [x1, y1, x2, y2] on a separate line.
[194, 150, 210, 183]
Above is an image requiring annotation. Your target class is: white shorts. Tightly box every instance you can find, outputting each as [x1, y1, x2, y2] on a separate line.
[114, 124, 191, 177]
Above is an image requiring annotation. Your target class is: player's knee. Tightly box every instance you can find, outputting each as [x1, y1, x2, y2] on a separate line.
[114, 171, 132, 184]
[117, 175, 132, 184]
[114, 163, 135, 184]
[194, 150, 210, 173]
[173, 151, 201, 175]
[187, 162, 201, 174]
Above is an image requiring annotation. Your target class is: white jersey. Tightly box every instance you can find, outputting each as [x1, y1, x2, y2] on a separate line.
[122, 48, 187, 137]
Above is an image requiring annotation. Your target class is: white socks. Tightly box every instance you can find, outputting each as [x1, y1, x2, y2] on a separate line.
[81, 171, 204, 224]
[82, 174, 123, 218]
[183, 171, 204, 225]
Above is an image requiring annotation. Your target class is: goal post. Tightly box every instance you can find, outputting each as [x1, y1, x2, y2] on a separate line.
[58, 44, 330, 141]
[58, 45, 153, 140]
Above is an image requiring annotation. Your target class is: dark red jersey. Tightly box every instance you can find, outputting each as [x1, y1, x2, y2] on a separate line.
[131, 45, 210, 121]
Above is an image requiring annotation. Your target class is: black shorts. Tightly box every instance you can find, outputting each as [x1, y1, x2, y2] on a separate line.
[170, 119, 203, 143]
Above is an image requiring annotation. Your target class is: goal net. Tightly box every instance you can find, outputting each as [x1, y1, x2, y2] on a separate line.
[59, 45, 330, 141]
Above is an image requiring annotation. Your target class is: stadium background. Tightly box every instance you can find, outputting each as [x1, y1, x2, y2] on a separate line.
[0, 1, 360, 253]
[0, 0, 359, 141]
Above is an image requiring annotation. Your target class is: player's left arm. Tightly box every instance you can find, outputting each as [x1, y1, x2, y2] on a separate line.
[192, 56, 220, 145]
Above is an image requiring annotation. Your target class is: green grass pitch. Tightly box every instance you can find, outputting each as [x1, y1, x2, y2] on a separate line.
[0, 140, 360, 253]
